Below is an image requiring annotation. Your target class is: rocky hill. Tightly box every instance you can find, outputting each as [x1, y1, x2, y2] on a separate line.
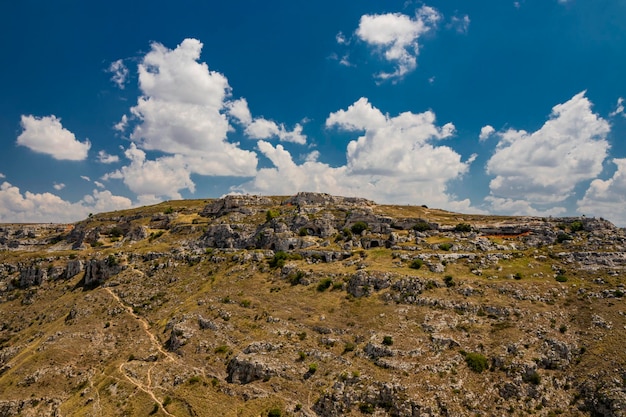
[0, 192, 625, 417]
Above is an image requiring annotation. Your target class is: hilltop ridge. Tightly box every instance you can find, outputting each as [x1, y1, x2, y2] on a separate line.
[0, 193, 625, 417]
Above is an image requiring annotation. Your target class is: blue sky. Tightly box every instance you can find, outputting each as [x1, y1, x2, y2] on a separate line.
[1, 0, 626, 225]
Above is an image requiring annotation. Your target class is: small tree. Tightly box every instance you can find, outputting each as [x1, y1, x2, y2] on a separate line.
[350, 221, 368, 235]
[409, 259, 423, 269]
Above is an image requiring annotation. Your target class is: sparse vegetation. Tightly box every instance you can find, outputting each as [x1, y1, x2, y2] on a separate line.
[555, 275, 568, 283]
[409, 259, 423, 269]
[350, 221, 368, 235]
[412, 221, 432, 232]
[382, 336, 394, 346]
[454, 223, 472, 232]
[439, 243, 452, 251]
[317, 278, 333, 292]
[462, 351, 489, 373]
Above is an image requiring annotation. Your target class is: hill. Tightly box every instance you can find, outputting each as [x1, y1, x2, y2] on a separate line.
[0, 192, 625, 417]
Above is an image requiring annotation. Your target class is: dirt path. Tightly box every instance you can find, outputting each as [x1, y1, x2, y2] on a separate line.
[104, 287, 178, 416]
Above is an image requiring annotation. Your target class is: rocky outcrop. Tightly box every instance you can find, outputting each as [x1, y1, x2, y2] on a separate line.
[83, 257, 123, 287]
[226, 354, 277, 384]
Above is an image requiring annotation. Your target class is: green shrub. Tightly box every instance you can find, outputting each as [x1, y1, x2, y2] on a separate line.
[444, 275, 455, 287]
[514, 272, 523, 280]
[409, 259, 423, 269]
[413, 222, 432, 232]
[308, 363, 318, 374]
[164, 206, 174, 214]
[463, 352, 489, 373]
[109, 227, 123, 238]
[343, 342, 356, 353]
[382, 336, 394, 346]
[350, 221, 368, 235]
[317, 278, 333, 292]
[266, 209, 279, 222]
[267, 408, 282, 417]
[556, 233, 572, 243]
[268, 251, 288, 268]
[359, 403, 375, 414]
[188, 375, 201, 384]
[454, 223, 472, 232]
[214, 345, 230, 354]
[162, 396, 172, 407]
[570, 220, 584, 232]
[555, 275, 568, 283]
[559, 325, 567, 333]
[439, 243, 452, 251]
[298, 227, 309, 236]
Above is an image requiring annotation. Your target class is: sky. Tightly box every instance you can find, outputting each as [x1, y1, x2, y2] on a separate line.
[1, 0, 626, 225]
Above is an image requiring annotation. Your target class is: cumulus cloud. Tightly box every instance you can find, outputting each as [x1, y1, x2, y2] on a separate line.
[17, 115, 91, 161]
[235, 98, 474, 211]
[479, 125, 495, 141]
[103, 144, 194, 201]
[486, 91, 610, 210]
[97, 150, 120, 164]
[0, 173, 5, 179]
[0, 181, 132, 223]
[53, 182, 65, 191]
[127, 38, 257, 176]
[355, 6, 441, 81]
[577, 158, 626, 226]
[228, 98, 307, 144]
[108, 59, 129, 89]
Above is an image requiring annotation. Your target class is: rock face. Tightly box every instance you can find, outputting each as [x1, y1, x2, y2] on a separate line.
[226, 354, 277, 384]
[83, 257, 123, 287]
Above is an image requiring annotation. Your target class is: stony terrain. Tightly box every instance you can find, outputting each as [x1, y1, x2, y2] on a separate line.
[0, 192, 625, 417]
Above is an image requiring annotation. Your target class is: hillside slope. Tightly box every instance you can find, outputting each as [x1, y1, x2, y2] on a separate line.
[0, 192, 625, 417]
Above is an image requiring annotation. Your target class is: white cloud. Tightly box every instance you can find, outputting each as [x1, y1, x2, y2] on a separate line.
[228, 98, 307, 144]
[53, 182, 65, 191]
[94, 181, 105, 188]
[104, 144, 194, 200]
[108, 59, 129, 89]
[577, 158, 626, 226]
[80, 176, 91, 182]
[0, 181, 132, 223]
[479, 125, 495, 141]
[0, 173, 5, 179]
[355, 6, 441, 81]
[235, 99, 474, 211]
[609, 97, 624, 117]
[485, 196, 566, 217]
[114, 114, 128, 132]
[449, 15, 470, 34]
[128, 38, 257, 176]
[97, 150, 120, 164]
[17, 115, 91, 161]
[486, 91, 610, 209]
[336, 31, 349, 45]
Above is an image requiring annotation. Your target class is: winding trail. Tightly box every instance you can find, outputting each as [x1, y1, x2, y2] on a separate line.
[104, 287, 177, 416]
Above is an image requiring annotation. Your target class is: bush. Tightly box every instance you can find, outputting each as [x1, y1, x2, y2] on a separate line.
[317, 278, 333, 292]
[266, 209, 279, 222]
[444, 275, 455, 287]
[164, 206, 174, 214]
[463, 352, 489, 373]
[109, 227, 123, 238]
[413, 222, 432, 232]
[350, 221, 368, 235]
[555, 275, 568, 283]
[439, 243, 452, 251]
[298, 227, 309, 236]
[454, 223, 472, 232]
[268, 251, 288, 268]
[382, 336, 393, 346]
[162, 396, 172, 407]
[359, 403, 375, 414]
[409, 259, 423, 269]
[268, 408, 282, 417]
[343, 342, 356, 353]
[514, 272, 523, 280]
[308, 363, 318, 374]
[570, 220, 584, 232]
[556, 233, 572, 244]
